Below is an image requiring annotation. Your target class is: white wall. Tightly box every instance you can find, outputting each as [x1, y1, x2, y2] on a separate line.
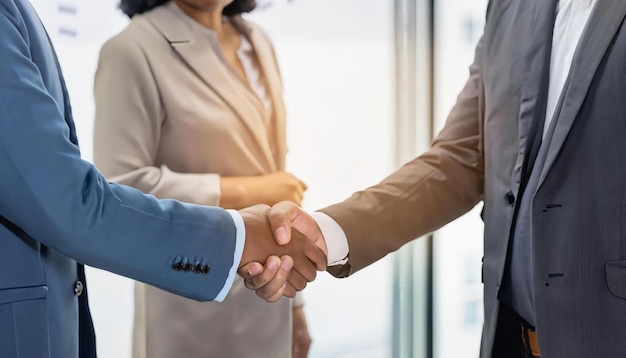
[30, 0, 397, 357]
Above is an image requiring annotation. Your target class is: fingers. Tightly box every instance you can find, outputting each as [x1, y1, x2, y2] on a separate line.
[289, 245, 320, 282]
[239, 256, 314, 301]
[285, 172, 307, 190]
[288, 230, 325, 281]
[240, 256, 281, 289]
[263, 284, 288, 302]
[294, 177, 307, 201]
[238, 261, 264, 280]
[293, 264, 317, 283]
[296, 178, 309, 192]
[287, 269, 309, 291]
[299, 229, 327, 271]
[283, 282, 297, 298]
[291, 181, 306, 207]
[293, 175, 308, 192]
[243, 255, 294, 302]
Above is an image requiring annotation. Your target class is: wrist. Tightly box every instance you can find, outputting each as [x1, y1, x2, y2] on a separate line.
[220, 176, 251, 209]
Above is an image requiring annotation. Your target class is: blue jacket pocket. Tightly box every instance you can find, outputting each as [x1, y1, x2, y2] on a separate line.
[0, 285, 48, 305]
[0, 285, 50, 357]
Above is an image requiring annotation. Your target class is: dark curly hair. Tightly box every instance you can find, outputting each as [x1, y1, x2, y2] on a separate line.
[119, 0, 257, 18]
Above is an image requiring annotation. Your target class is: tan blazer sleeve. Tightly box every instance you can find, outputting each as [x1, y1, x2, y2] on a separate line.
[93, 33, 221, 206]
[322, 38, 485, 277]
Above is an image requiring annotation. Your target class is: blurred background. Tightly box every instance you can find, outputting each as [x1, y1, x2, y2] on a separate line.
[29, 0, 487, 357]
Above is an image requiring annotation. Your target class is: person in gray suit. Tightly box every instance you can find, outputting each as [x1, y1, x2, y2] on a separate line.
[241, 0, 626, 356]
[0, 0, 325, 357]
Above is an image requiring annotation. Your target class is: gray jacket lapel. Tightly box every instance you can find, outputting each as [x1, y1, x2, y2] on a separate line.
[538, 0, 626, 187]
[515, 0, 558, 186]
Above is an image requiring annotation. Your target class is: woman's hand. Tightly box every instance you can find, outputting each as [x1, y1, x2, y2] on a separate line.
[220, 172, 307, 209]
[292, 306, 312, 358]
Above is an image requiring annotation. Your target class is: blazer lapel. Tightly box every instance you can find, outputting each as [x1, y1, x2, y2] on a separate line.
[233, 17, 288, 169]
[146, 4, 276, 167]
[538, 0, 626, 187]
[516, 0, 558, 187]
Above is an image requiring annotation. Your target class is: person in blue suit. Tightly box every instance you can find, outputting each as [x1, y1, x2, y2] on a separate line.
[0, 1, 326, 357]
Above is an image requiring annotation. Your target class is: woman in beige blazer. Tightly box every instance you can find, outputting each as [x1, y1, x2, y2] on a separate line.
[93, 0, 311, 357]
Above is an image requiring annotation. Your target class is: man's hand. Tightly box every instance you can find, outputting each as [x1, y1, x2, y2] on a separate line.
[240, 255, 296, 301]
[237, 205, 326, 301]
[270, 201, 328, 255]
[240, 202, 329, 301]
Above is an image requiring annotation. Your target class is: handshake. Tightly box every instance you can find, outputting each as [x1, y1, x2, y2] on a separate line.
[236, 202, 328, 302]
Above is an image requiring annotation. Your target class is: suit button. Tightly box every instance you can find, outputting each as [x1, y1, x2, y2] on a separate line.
[191, 259, 202, 274]
[201, 265, 210, 275]
[172, 256, 183, 271]
[74, 280, 84, 296]
[505, 191, 515, 206]
[181, 257, 191, 272]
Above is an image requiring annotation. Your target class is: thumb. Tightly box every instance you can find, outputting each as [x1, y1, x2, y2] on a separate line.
[268, 201, 303, 245]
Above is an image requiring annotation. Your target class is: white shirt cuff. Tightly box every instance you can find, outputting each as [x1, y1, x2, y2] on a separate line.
[214, 209, 246, 302]
[310, 211, 349, 266]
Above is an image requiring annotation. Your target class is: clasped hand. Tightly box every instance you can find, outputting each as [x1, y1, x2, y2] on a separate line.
[237, 202, 327, 302]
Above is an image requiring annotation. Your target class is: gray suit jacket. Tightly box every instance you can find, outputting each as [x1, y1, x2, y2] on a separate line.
[322, 0, 626, 356]
[0, 1, 239, 357]
[93, 3, 291, 357]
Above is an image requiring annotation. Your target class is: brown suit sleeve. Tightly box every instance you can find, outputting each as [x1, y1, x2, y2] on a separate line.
[322, 38, 485, 277]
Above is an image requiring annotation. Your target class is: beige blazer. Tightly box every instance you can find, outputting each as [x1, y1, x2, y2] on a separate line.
[93, 3, 292, 357]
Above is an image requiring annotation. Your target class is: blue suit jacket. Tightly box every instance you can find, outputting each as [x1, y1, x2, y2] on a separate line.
[0, 1, 238, 357]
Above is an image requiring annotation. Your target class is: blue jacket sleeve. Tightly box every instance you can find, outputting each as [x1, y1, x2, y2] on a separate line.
[0, 0, 237, 301]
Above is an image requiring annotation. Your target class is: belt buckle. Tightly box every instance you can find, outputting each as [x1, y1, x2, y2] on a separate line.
[520, 323, 540, 357]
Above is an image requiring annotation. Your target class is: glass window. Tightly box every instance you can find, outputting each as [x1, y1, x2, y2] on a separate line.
[432, 1, 487, 357]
